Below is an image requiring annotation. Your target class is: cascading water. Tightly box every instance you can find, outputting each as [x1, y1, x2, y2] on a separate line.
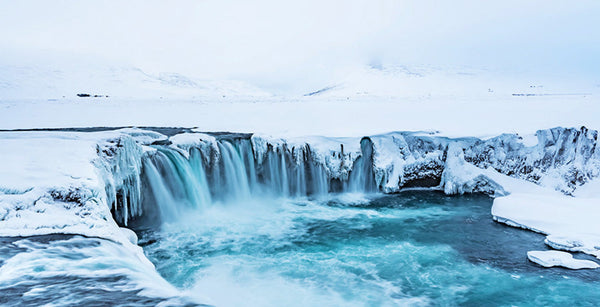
[214, 141, 253, 200]
[347, 137, 377, 192]
[132, 137, 373, 224]
[141, 147, 212, 222]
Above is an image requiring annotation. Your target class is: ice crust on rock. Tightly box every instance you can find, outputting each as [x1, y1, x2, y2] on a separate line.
[464, 127, 600, 195]
[440, 142, 507, 196]
[248, 127, 600, 197]
[527, 250, 599, 270]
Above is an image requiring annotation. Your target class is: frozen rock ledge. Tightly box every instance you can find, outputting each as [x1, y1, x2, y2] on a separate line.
[527, 250, 599, 270]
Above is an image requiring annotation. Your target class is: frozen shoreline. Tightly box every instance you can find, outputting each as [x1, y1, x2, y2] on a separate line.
[492, 192, 600, 260]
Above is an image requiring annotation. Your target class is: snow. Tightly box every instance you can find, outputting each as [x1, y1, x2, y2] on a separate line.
[0, 51, 272, 100]
[573, 178, 600, 198]
[170, 132, 217, 149]
[120, 227, 139, 245]
[0, 132, 101, 192]
[170, 132, 218, 160]
[1, 94, 598, 140]
[492, 193, 600, 259]
[305, 65, 598, 101]
[0, 129, 160, 245]
[370, 134, 406, 192]
[527, 250, 599, 270]
[440, 142, 505, 195]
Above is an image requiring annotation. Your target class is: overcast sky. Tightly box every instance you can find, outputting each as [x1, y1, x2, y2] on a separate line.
[1, 0, 598, 89]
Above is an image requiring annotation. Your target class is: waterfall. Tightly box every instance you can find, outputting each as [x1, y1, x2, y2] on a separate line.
[216, 141, 252, 200]
[141, 148, 213, 222]
[189, 148, 212, 205]
[264, 148, 290, 196]
[309, 162, 329, 196]
[143, 160, 182, 222]
[124, 136, 377, 225]
[238, 140, 258, 190]
[98, 127, 600, 227]
[348, 138, 377, 192]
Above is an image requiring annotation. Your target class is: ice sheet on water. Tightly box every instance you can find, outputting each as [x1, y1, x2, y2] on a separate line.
[527, 250, 599, 270]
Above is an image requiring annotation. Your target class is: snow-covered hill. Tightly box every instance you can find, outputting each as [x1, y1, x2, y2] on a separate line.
[0, 53, 272, 100]
[303, 65, 598, 100]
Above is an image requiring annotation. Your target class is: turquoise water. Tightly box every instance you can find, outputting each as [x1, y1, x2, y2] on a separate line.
[138, 191, 600, 307]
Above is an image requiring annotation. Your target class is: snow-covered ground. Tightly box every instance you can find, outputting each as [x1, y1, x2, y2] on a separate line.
[2, 94, 598, 139]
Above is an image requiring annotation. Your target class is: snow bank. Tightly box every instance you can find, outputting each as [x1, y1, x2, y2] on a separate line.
[0, 129, 162, 244]
[527, 250, 599, 270]
[0, 132, 118, 239]
[492, 193, 600, 259]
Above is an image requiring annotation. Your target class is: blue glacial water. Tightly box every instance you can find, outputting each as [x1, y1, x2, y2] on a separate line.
[136, 190, 600, 307]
